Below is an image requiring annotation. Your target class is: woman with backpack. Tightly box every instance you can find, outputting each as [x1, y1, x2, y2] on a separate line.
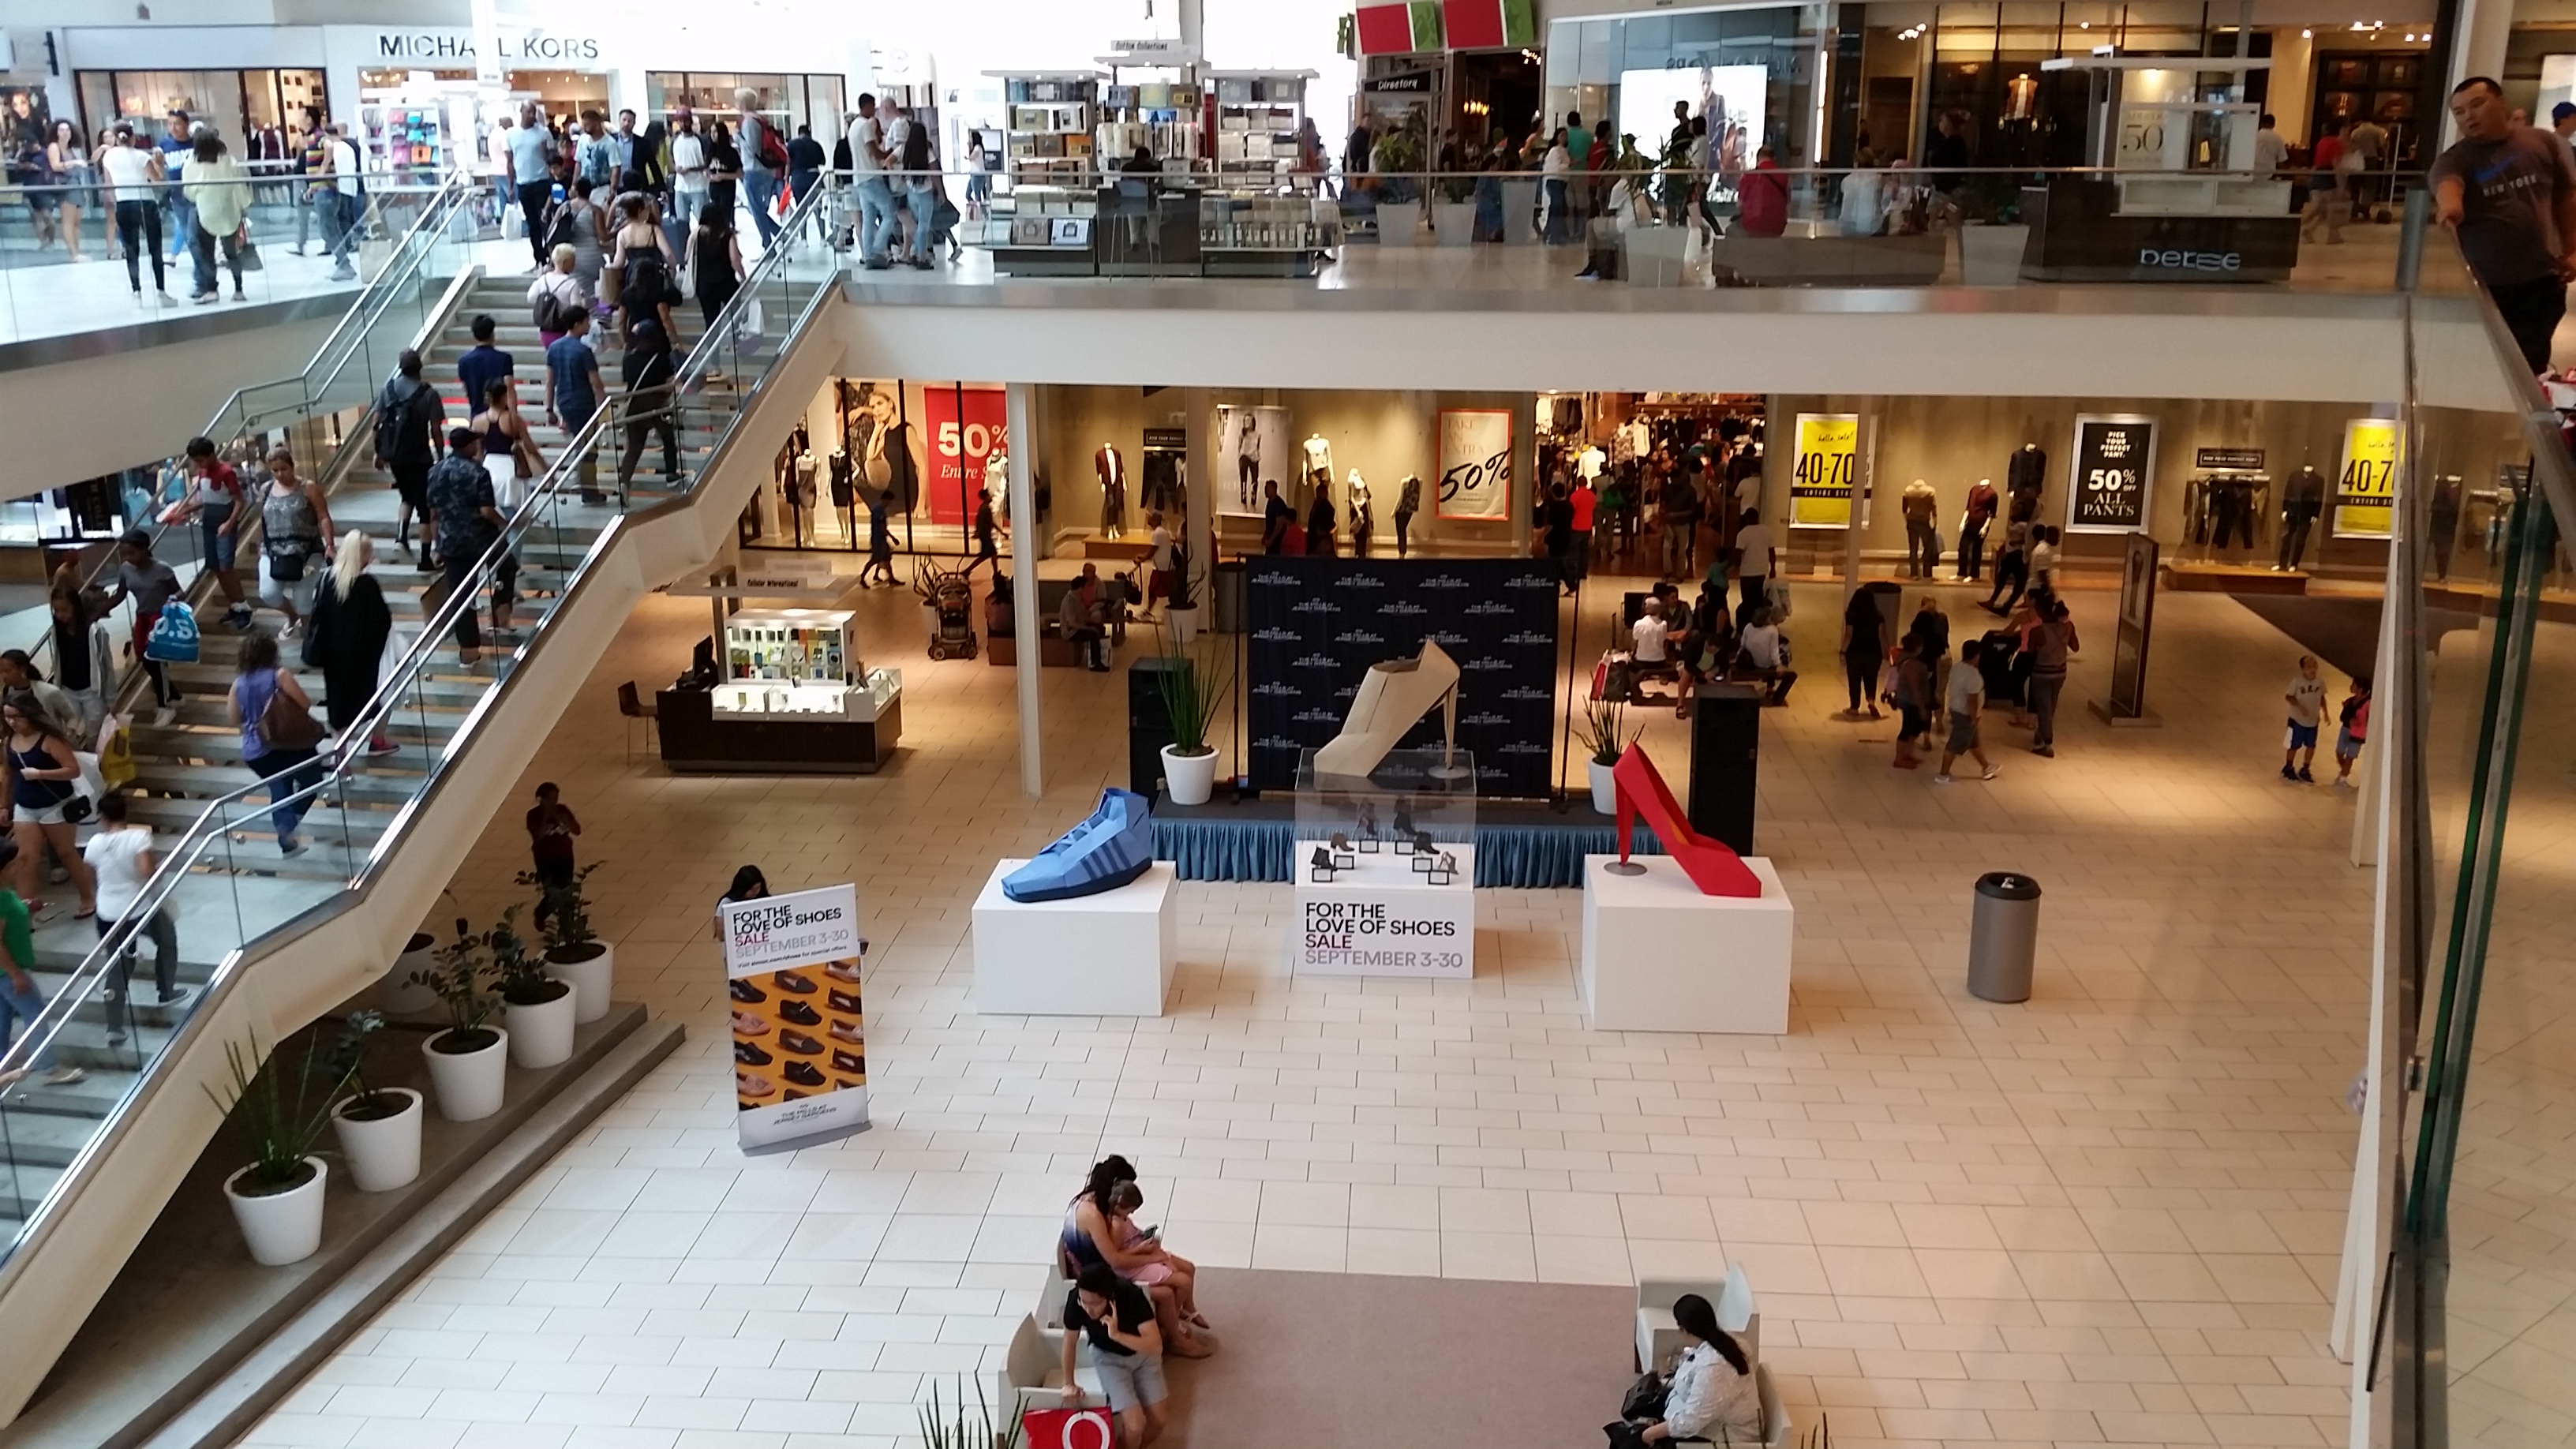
[525, 243, 589, 348]
[2, 698, 95, 923]
[227, 630, 324, 858]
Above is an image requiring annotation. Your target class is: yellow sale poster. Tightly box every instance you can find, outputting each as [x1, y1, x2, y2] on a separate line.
[1789, 414, 1858, 529]
[2332, 417, 2400, 540]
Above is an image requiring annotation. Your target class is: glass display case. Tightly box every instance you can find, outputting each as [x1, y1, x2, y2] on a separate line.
[1294, 747, 1477, 886]
[713, 608, 881, 721]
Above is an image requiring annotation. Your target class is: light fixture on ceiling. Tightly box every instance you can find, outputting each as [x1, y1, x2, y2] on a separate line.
[2301, 28, 2312, 38]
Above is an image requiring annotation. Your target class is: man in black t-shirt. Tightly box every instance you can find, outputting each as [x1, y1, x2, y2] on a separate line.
[1059, 1264, 1169, 1447]
[2432, 77, 2576, 373]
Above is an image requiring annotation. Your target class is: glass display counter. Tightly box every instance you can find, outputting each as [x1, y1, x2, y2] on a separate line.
[1294, 747, 1476, 885]
[660, 608, 902, 772]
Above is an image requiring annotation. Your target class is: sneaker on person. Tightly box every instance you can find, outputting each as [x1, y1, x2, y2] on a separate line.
[155, 985, 197, 1010]
[1933, 773, 1954, 784]
[2297, 766, 2316, 784]
[279, 836, 307, 858]
[1982, 766, 2001, 781]
[152, 705, 177, 728]
[2281, 764, 2297, 782]
[43, 1066, 84, 1086]
[366, 736, 402, 758]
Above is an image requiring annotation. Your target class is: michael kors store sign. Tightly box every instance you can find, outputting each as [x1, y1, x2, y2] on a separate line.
[371, 31, 606, 64]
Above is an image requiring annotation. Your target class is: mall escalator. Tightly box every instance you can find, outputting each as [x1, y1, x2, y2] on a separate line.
[0, 184, 849, 1427]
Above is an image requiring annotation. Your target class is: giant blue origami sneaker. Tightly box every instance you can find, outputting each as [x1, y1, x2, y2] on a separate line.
[1002, 788, 1156, 903]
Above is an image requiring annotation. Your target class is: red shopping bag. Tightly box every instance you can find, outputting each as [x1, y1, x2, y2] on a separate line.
[1022, 1405, 1118, 1449]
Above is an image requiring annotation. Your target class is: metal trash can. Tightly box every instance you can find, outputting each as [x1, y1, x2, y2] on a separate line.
[1967, 872, 2041, 1002]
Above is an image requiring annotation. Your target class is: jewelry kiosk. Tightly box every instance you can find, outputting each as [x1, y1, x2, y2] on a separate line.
[1290, 748, 1476, 979]
[657, 608, 904, 773]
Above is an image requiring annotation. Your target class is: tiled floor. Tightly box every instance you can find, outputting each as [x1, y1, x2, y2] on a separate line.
[234, 564, 2405, 1449]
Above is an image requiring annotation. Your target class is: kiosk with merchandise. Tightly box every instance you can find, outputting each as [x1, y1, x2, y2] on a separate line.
[657, 608, 904, 773]
[1291, 749, 1477, 979]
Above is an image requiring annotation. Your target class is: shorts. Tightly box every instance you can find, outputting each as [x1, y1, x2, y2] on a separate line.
[1898, 703, 1927, 741]
[2338, 727, 2364, 758]
[2287, 720, 2319, 751]
[13, 800, 69, 826]
[1947, 711, 1978, 751]
[391, 462, 430, 512]
[201, 515, 237, 571]
[1089, 1347, 1167, 1415]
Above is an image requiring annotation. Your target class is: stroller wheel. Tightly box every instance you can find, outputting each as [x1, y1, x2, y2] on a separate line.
[928, 642, 947, 661]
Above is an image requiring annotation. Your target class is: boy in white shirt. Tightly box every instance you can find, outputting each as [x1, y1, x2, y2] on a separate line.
[84, 792, 186, 1044]
[1935, 638, 2000, 784]
[2282, 654, 2327, 783]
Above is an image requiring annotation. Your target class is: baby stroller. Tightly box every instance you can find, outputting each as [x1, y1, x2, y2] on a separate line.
[914, 558, 980, 661]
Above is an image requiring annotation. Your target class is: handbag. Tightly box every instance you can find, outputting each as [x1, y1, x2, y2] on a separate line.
[237, 235, 264, 271]
[1620, 1369, 1668, 1421]
[144, 601, 200, 664]
[1021, 1406, 1118, 1449]
[1764, 576, 1792, 620]
[256, 673, 325, 751]
[97, 719, 135, 790]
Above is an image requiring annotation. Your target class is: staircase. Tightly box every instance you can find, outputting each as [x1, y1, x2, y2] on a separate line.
[0, 185, 844, 1427]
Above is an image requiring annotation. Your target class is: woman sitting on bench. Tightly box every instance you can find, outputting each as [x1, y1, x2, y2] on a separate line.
[1610, 1293, 1759, 1447]
[1061, 1155, 1215, 1358]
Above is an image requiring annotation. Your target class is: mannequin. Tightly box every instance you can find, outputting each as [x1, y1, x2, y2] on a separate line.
[988, 446, 1012, 530]
[1576, 444, 1606, 481]
[828, 447, 855, 543]
[1096, 443, 1126, 537]
[1348, 470, 1373, 556]
[1900, 478, 1941, 579]
[1234, 409, 1261, 510]
[788, 447, 819, 542]
[1395, 474, 1421, 556]
[1302, 434, 1333, 489]
[2006, 442, 2046, 522]
[2278, 464, 2326, 571]
[1958, 478, 1997, 582]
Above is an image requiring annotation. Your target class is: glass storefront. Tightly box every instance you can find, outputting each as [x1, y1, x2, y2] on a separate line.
[646, 72, 847, 139]
[1542, 4, 1826, 168]
[75, 68, 328, 155]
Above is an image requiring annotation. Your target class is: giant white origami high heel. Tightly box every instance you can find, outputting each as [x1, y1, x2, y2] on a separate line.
[1312, 640, 1462, 780]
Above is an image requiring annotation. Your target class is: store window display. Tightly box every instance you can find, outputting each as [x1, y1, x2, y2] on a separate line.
[1957, 479, 1997, 582]
[1395, 474, 1421, 556]
[1349, 472, 1374, 556]
[2278, 464, 2325, 571]
[1096, 443, 1126, 537]
[2005, 442, 2046, 522]
[1900, 479, 1941, 579]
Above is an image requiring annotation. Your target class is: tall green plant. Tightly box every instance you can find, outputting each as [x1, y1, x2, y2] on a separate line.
[1153, 623, 1233, 756]
[514, 861, 602, 955]
[917, 1375, 1020, 1449]
[481, 905, 559, 1005]
[1575, 695, 1638, 768]
[410, 915, 502, 1045]
[204, 1031, 358, 1195]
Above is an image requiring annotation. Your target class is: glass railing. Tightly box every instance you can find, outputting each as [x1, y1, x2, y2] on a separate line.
[822, 163, 2426, 292]
[0, 180, 839, 1272]
[0, 174, 455, 347]
[22, 173, 482, 687]
[2357, 222, 2576, 1446]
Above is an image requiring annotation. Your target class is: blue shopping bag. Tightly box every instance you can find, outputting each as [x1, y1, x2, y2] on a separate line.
[144, 601, 200, 664]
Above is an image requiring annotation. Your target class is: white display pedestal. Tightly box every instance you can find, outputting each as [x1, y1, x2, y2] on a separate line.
[1290, 840, 1476, 979]
[1581, 855, 1792, 1033]
[973, 860, 1177, 1016]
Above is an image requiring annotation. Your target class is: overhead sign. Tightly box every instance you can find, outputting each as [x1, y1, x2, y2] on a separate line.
[1363, 69, 1436, 94]
[2333, 417, 2399, 539]
[721, 883, 867, 1149]
[2196, 447, 2263, 470]
[1106, 37, 1200, 63]
[2066, 414, 2158, 534]
[1788, 413, 1858, 529]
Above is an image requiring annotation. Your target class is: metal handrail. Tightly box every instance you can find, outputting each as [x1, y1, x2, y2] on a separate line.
[0, 182, 836, 1277]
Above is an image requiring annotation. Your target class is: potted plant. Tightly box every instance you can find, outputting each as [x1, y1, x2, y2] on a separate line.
[517, 862, 612, 1024]
[1154, 623, 1232, 807]
[919, 1374, 1022, 1449]
[206, 1032, 354, 1265]
[1575, 697, 1638, 815]
[410, 917, 509, 1121]
[380, 929, 440, 1014]
[486, 906, 577, 1069]
[1164, 546, 1201, 645]
[325, 1009, 422, 1192]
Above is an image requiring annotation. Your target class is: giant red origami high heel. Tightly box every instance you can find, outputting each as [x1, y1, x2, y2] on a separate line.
[1608, 745, 1762, 897]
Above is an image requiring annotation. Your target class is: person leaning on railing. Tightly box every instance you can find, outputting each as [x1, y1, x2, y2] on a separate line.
[2431, 75, 2576, 375]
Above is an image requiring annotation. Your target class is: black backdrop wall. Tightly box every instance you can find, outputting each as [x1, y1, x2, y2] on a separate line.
[1245, 558, 1561, 798]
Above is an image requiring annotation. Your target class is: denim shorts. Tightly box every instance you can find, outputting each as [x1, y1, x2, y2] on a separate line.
[2287, 719, 2319, 751]
[1089, 1347, 1167, 1414]
[1947, 710, 1978, 751]
[2338, 726, 2364, 758]
[202, 515, 237, 571]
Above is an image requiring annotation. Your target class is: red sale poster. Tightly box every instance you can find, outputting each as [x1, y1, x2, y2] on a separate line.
[919, 385, 1009, 525]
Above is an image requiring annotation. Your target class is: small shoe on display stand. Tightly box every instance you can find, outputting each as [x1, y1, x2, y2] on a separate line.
[1328, 833, 1357, 868]
[1426, 851, 1457, 886]
[1309, 847, 1339, 883]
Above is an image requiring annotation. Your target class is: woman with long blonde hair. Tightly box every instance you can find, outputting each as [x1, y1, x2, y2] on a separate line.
[303, 529, 399, 758]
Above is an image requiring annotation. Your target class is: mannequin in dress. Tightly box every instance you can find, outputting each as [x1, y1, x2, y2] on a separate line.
[828, 447, 855, 542]
[1096, 443, 1126, 537]
[1395, 474, 1421, 556]
[788, 447, 819, 543]
[1348, 470, 1373, 556]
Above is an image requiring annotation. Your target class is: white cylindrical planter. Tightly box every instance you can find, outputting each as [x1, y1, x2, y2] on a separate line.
[380, 931, 440, 1015]
[423, 1028, 508, 1121]
[331, 1088, 423, 1193]
[1167, 605, 1200, 646]
[225, 1157, 328, 1266]
[506, 983, 577, 1069]
[549, 942, 614, 1024]
[1589, 758, 1617, 816]
[1161, 745, 1219, 806]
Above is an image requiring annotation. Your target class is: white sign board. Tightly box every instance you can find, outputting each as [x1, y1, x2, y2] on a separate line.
[1290, 842, 1476, 978]
[720, 883, 868, 1148]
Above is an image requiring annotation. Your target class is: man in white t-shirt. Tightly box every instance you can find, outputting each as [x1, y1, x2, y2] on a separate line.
[1732, 507, 1776, 624]
[1631, 597, 1672, 673]
[846, 93, 897, 268]
[325, 123, 362, 280]
[1934, 638, 1998, 784]
[83, 793, 187, 1042]
[1735, 606, 1796, 706]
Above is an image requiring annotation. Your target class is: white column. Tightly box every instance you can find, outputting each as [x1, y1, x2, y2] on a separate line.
[1008, 383, 1043, 799]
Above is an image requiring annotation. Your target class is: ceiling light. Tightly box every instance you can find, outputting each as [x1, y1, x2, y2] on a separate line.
[2301, 28, 2312, 38]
